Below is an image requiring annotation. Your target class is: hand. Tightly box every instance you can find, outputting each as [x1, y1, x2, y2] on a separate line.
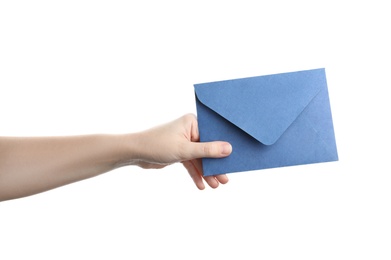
[133, 114, 232, 189]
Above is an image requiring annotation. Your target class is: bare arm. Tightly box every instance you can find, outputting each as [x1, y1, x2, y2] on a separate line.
[0, 114, 232, 201]
[0, 134, 130, 200]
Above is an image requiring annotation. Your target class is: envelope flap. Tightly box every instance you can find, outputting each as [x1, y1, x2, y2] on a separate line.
[194, 68, 326, 145]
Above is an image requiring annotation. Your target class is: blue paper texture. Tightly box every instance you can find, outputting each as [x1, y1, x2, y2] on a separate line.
[194, 68, 338, 176]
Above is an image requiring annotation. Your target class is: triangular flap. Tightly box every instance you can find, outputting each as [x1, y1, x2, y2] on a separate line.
[194, 68, 327, 145]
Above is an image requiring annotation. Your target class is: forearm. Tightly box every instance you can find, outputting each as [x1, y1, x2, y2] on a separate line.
[0, 134, 135, 201]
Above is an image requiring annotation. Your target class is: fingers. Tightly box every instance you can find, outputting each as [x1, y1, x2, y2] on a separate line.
[189, 141, 232, 159]
[204, 173, 229, 189]
[182, 159, 229, 190]
[180, 114, 231, 189]
[215, 174, 229, 185]
[182, 160, 205, 190]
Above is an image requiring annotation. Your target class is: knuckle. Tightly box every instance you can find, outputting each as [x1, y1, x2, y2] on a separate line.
[202, 144, 216, 157]
[183, 113, 196, 122]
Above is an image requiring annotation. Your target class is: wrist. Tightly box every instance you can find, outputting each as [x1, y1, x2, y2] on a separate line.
[113, 133, 143, 167]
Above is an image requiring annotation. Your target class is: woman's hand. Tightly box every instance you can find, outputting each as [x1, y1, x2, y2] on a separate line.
[131, 114, 232, 189]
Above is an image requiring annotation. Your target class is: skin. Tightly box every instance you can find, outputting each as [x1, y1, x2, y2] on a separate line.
[0, 114, 232, 202]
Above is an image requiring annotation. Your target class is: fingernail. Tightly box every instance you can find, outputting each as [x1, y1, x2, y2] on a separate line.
[221, 143, 232, 155]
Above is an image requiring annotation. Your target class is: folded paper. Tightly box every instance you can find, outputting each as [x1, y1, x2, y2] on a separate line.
[194, 68, 338, 176]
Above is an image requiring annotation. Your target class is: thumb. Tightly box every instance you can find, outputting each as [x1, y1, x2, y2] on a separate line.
[189, 141, 232, 159]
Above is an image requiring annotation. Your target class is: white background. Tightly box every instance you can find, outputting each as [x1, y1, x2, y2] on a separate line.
[1, 1, 390, 259]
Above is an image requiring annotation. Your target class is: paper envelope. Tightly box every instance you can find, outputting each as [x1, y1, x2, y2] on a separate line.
[194, 68, 338, 176]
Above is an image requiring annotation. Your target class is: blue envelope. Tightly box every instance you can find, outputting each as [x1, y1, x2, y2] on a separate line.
[194, 68, 338, 176]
